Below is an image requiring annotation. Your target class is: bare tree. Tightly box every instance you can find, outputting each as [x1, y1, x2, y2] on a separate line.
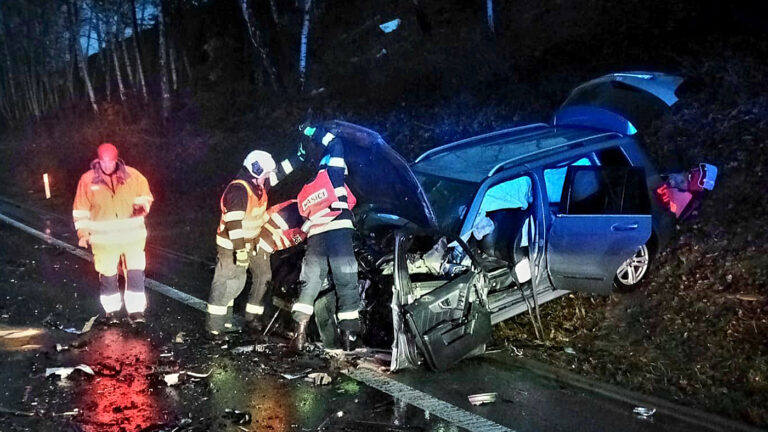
[158, 0, 171, 119]
[69, 0, 98, 114]
[110, 29, 126, 102]
[129, 0, 147, 102]
[240, 0, 281, 91]
[298, 0, 312, 92]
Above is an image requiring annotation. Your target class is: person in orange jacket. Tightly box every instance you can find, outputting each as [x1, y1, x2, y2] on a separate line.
[72, 143, 153, 324]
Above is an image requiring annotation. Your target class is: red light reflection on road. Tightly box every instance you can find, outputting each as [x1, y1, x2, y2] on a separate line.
[78, 328, 161, 432]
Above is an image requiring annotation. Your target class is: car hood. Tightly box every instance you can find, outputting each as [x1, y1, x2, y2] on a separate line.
[275, 121, 438, 230]
[554, 71, 685, 134]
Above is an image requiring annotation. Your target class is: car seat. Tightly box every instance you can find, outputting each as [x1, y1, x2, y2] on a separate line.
[478, 208, 530, 266]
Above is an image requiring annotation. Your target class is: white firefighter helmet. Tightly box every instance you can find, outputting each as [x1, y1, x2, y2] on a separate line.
[243, 150, 276, 179]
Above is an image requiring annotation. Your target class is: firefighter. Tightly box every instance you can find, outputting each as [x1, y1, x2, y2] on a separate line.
[206, 150, 303, 338]
[290, 124, 361, 352]
[73, 143, 153, 324]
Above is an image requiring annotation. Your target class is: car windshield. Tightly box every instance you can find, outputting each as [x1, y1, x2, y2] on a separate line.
[414, 172, 478, 233]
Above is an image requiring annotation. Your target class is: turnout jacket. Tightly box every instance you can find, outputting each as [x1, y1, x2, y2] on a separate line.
[72, 160, 153, 246]
[298, 129, 355, 237]
[216, 155, 302, 251]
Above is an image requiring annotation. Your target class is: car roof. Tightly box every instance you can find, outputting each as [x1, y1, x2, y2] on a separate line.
[411, 124, 623, 183]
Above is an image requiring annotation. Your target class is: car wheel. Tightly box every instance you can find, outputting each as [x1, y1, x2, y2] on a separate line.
[614, 243, 651, 290]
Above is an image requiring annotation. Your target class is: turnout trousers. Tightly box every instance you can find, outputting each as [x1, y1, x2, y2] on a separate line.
[92, 238, 147, 314]
[206, 245, 272, 333]
[291, 228, 360, 331]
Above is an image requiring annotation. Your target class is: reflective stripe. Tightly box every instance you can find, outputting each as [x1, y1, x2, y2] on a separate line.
[72, 210, 90, 218]
[291, 303, 314, 315]
[223, 211, 246, 222]
[307, 219, 354, 236]
[87, 216, 145, 232]
[337, 310, 359, 321]
[90, 227, 147, 245]
[207, 303, 228, 315]
[280, 159, 293, 175]
[308, 208, 332, 221]
[216, 236, 234, 249]
[245, 303, 264, 314]
[321, 132, 335, 146]
[124, 291, 147, 313]
[100, 293, 123, 313]
[334, 187, 347, 197]
[74, 220, 90, 230]
[227, 299, 234, 307]
[228, 229, 246, 239]
[271, 213, 289, 230]
[269, 171, 278, 186]
[330, 202, 349, 210]
[256, 238, 274, 253]
[264, 223, 280, 235]
[328, 157, 347, 169]
[133, 195, 153, 206]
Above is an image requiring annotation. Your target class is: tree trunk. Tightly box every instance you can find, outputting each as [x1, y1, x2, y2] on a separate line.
[0, 18, 18, 110]
[182, 49, 193, 81]
[268, 0, 280, 24]
[158, 0, 171, 120]
[486, 0, 495, 34]
[111, 31, 126, 102]
[129, 0, 148, 102]
[120, 31, 135, 88]
[95, 20, 111, 102]
[298, 0, 312, 92]
[69, 0, 98, 114]
[169, 43, 178, 91]
[240, 0, 281, 91]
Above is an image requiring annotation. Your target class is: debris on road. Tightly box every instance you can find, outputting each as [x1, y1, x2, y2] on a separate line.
[510, 346, 524, 356]
[231, 344, 271, 354]
[306, 372, 332, 385]
[223, 409, 252, 425]
[43, 314, 98, 335]
[281, 368, 312, 380]
[633, 407, 656, 418]
[173, 332, 186, 343]
[564, 347, 576, 355]
[163, 369, 213, 386]
[45, 364, 94, 379]
[468, 392, 498, 406]
[378, 18, 401, 33]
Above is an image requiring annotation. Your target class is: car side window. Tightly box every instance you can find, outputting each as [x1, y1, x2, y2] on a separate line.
[595, 147, 631, 166]
[543, 157, 592, 205]
[561, 166, 650, 215]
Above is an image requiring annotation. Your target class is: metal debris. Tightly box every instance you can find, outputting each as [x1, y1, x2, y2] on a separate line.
[564, 347, 576, 355]
[633, 407, 656, 418]
[468, 392, 497, 406]
[45, 364, 95, 379]
[281, 368, 312, 380]
[163, 369, 212, 386]
[223, 409, 252, 425]
[174, 332, 186, 343]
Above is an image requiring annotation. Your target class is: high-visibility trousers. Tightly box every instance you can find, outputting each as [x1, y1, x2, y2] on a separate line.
[92, 238, 147, 314]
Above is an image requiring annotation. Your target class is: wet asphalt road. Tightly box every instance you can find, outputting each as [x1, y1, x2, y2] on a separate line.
[0, 198, 723, 432]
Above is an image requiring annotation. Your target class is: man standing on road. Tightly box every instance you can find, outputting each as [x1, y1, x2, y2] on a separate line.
[72, 143, 153, 324]
[290, 124, 362, 352]
[206, 150, 304, 339]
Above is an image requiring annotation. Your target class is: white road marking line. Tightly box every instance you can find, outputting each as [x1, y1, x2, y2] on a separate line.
[1, 211, 513, 431]
[344, 369, 514, 432]
[0, 212, 207, 312]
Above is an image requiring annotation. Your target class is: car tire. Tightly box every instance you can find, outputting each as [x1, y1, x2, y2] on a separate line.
[613, 241, 653, 291]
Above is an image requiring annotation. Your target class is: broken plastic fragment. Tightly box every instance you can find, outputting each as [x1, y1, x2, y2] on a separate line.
[633, 407, 656, 418]
[468, 392, 497, 405]
[379, 18, 401, 33]
[174, 332, 186, 343]
[305, 372, 332, 385]
[281, 368, 312, 380]
[45, 364, 95, 379]
[564, 347, 576, 355]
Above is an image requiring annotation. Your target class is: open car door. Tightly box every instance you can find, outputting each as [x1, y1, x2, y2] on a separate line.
[554, 71, 685, 135]
[547, 166, 652, 295]
[391, 232, 491, 371]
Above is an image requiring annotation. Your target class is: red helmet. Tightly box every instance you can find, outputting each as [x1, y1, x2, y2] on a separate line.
[97, 143, 119, 160]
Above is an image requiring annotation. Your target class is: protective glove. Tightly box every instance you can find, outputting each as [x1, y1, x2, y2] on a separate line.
[235, 249, 249, 268]
[77, 230, 91, 248]
[296, 142, 307, 162]
[298, 123, 316, 137]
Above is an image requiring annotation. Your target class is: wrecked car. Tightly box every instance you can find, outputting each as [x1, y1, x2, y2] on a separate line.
[268, 71, 717, 371]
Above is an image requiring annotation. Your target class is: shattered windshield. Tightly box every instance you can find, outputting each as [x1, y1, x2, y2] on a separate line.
[414, 172, 478, 234]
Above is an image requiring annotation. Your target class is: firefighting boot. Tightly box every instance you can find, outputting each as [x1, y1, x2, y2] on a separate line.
[341, 330, 361, 353]
[288, 319, 310, 352]
[244, 316, 265, 335]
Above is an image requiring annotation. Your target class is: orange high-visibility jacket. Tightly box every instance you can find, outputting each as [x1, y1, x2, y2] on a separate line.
[72, 162, 153, 246]
[215, 179, 268, 250]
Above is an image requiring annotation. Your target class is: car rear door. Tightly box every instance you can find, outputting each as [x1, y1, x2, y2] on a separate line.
[547, 166, 652, 295]
[391, 232, 491, 371]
